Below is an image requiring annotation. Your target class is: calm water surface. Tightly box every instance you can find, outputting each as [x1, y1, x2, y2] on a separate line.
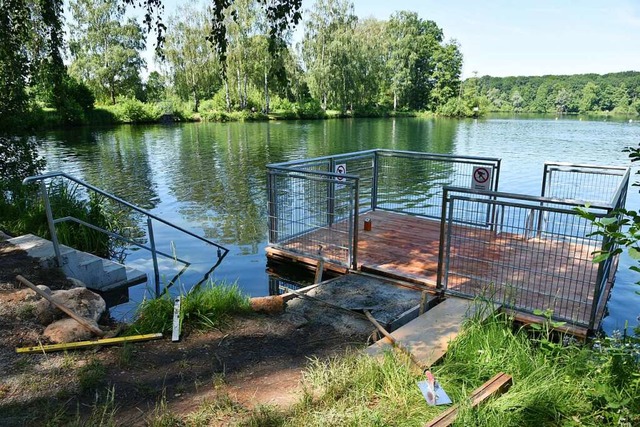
[38, 116, 640, 332]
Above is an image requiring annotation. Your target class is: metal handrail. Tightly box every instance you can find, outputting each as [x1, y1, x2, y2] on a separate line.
[23, 172, 229, 295]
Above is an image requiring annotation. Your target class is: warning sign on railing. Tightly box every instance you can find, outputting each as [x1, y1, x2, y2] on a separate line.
[472, 166, 491, 190]
[335, 163, 346, 180]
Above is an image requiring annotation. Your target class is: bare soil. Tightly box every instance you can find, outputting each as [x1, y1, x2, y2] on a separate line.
[0, 237, 370, 426]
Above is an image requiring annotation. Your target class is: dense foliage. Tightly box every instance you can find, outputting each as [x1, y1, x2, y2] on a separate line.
[465, 72, 640, 115]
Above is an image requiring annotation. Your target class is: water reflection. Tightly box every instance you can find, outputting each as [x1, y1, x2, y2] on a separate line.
[34, 117, 640, 331]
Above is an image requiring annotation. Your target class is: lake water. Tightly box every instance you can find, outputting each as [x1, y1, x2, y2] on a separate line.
[37, 115, 640, 333]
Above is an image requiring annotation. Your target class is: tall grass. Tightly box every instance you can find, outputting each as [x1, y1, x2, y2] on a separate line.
[269, 310, 640, 426]
[127, 280, 250, 335]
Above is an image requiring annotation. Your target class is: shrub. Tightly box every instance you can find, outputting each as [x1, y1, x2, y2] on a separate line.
[295, 99, 326, 119]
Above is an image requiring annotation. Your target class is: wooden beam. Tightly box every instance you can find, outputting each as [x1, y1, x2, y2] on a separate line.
[424, 372, 513, 427]
[16, 275, 105, 338]
[16, 333, 164, 354]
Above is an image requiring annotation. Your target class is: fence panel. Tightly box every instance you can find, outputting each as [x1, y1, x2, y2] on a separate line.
[375, 151, 500, 220]
[440, 189, 611, 327]
[267, 168, 358, 268]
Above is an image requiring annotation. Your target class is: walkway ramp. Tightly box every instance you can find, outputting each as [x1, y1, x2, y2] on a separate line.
[366, 297, 498, 367]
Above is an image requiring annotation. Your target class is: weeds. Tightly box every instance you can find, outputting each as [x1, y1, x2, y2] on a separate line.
[128, 280, 250, 335]
[77, 359, 106, 393]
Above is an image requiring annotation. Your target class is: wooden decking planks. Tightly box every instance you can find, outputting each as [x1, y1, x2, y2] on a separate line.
[366, 297, 498, 367]
[358, 210, 441, 284]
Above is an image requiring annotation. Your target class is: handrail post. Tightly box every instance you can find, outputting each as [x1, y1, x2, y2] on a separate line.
[267, 170, 278, 243]
[147, 218, 161, 297]
[371, 151, 379, 211]
[327, 158, 335, 226]
[41, 181, 62, 267]
[351, 179, 359, 270]
[436, 187, 449, 293]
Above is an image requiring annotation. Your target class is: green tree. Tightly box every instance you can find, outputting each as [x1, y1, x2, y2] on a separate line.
[385, 11, 445, 111]
[579, 82, 598, 113]
[430, 40, 463, 110]
[144, 71, 165, 103]
[0, 0, 31, 130]
[302, 0, 357, 111]
[68, 0, 146, 104]
[163, 6, 221, 112]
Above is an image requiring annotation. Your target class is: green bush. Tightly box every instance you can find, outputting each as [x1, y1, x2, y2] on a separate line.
[295, 99, 326, 119]
[110, 97, 160, 123]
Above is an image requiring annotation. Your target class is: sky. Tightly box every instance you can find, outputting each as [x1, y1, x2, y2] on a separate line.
[139, 0, 640, 79]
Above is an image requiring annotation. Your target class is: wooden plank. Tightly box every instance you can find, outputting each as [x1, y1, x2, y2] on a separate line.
[16, 275, 105, 338]
[425, 372, 513, 427]
[314, 259, 324, 284]
[16, 333, 164, 354]
[265, 247, 349, 274]
[367, 297, 499, 367]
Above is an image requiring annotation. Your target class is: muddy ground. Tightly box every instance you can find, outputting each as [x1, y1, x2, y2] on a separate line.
[0, 237, 371, 426]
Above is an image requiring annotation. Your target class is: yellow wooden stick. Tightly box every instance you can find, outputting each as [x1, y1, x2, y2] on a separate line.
[16, 333, 163, 354]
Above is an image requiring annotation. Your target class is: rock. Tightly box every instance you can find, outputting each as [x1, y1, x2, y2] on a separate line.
[250, 295, 285, 314]
[66, 277, 87, 288]
[14, 285, 51, 302]
[43, 318, 98, 343]
[34, 287, 106, 325]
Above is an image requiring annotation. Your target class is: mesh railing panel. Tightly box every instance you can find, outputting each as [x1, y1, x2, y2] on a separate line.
[543, 164, 627, 206]
[267, 170, 357, 267]
[442, 193, 609, 327]
[375, 153, 499, 219]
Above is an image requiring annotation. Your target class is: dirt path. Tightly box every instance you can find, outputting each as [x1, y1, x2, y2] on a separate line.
[0, 236, 370, 426]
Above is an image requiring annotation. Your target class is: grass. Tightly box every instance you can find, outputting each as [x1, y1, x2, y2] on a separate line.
[127, 280, 251, 335]
[77, 359, 107, 393]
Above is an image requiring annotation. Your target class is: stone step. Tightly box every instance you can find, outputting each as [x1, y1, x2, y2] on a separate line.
[6, 234, 147, 291]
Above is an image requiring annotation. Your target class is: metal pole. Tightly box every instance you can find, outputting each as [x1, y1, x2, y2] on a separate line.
[327, 158, 335, 226]
[267, 171, 278, 243]
[371, 151, 379, 211]
[41, 181, 62, 267]
[436, 188, 449, 292]
[147, 217, 161, 297]
[351, 180, 359, 270]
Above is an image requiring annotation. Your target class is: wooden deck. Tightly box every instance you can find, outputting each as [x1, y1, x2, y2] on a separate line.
[268, 210, 607, 333]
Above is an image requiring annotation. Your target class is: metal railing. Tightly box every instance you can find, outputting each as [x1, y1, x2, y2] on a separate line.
[438, 161, 629, 329]
[267, 149, 501, 268]
[23, 172, 229, 295]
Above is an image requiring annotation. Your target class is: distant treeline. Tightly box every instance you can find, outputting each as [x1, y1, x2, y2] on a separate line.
[464, 71, 640, 115]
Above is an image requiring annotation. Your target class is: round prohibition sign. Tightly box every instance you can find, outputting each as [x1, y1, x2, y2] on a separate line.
[335, 164, 346, 181]
[473, 167, 490, 184]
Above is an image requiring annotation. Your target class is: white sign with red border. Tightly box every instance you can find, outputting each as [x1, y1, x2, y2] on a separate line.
[472, 166, 491, 190]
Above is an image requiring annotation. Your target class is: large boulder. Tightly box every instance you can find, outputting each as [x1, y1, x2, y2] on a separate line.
[43, 318, 99, 343]
[34, 287, 106, 325]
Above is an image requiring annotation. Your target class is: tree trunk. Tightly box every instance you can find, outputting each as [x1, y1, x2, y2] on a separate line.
[236, 68, 242, 109]
[225, 80, 231, 112]
[243, 73, 248, 109]
[110, 86, 116, 105]
[264, 69, 269, 114]
[393, 91, 397, 111]
[193, 90, 199, 113]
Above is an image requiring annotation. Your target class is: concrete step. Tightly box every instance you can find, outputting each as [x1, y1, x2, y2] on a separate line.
[8, 234, 78, 269]
[6, 234, 147, 292]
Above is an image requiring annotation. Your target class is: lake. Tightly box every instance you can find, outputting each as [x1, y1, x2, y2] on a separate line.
[37, 115, 640, 333]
